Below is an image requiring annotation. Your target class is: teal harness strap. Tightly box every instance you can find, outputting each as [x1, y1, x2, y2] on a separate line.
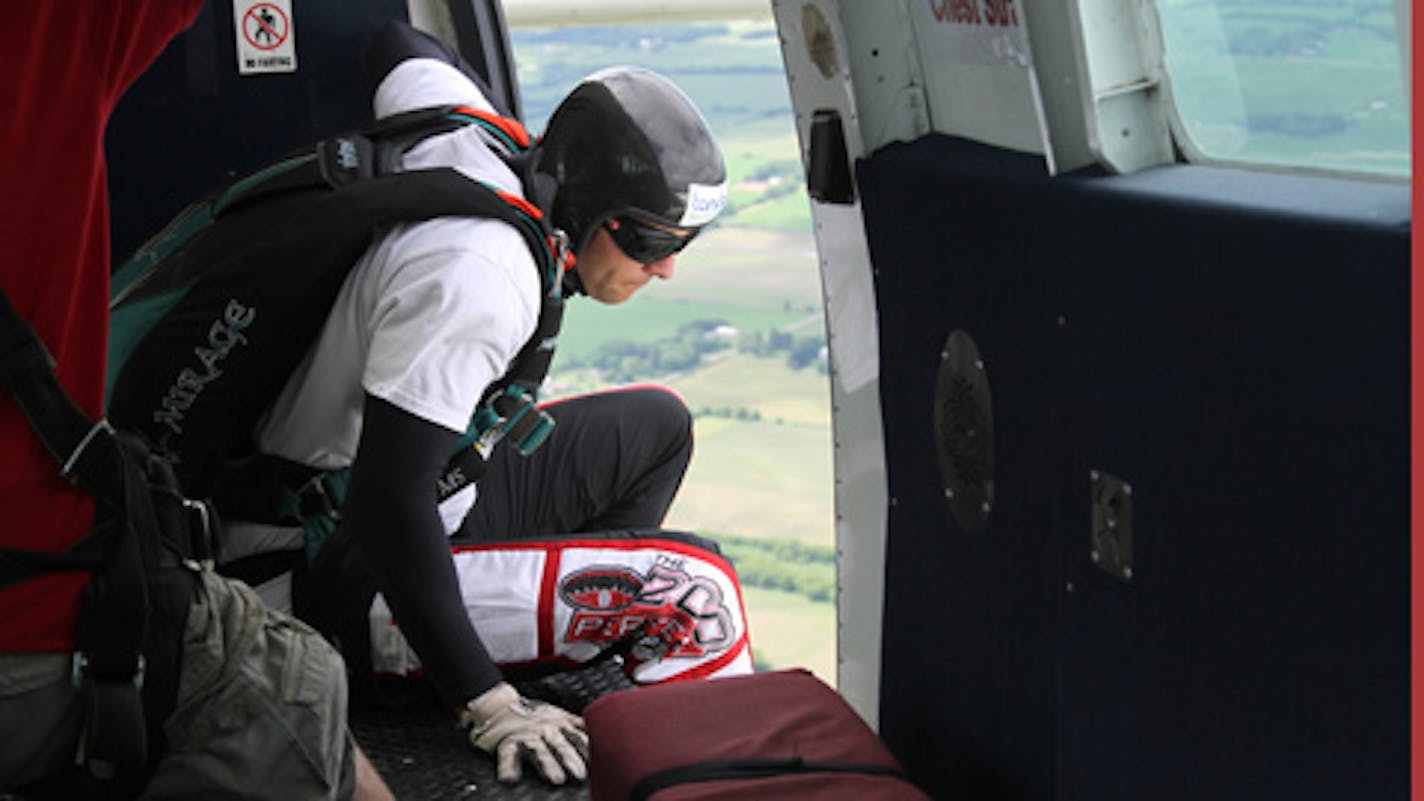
[273, 469, 351, 562]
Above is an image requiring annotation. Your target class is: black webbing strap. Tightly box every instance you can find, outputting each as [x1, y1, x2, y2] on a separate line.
[0, 289, 160, 776]
[629, 756, 919, 801]
[68, 430, 154, 777]
[219, 547, 306, 589]
[504, 290, 564, 396]
[0, 525, 119, 591]
[0, 291, 95, 467]
[0, 290, 128, 588]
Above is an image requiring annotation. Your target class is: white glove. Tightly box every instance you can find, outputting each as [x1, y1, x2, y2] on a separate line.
[458, 682, 589, 785]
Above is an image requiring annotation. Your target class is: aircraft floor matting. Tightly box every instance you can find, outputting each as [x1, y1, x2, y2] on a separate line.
[353, 660, 635, 800]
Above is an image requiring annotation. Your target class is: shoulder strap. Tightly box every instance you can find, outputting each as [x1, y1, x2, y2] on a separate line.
[0, 289, 214, 572]
[0, 288, 211, 778]
[110, 105, 537, 309]
[0, 291, 93, 467]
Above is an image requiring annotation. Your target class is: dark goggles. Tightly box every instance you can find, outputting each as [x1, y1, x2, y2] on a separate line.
[604, 216, 695, 264]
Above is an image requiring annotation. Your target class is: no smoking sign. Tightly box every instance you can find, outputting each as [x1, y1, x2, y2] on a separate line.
[234, 0, 297, 75]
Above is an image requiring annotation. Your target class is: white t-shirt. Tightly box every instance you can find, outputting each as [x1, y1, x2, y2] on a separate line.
[224, 58, 541, 579]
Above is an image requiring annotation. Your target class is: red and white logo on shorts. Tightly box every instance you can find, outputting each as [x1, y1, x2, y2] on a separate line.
[559, 563, 735, 661]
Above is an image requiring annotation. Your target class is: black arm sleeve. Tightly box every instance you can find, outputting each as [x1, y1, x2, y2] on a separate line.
[342, 393, 503, 707]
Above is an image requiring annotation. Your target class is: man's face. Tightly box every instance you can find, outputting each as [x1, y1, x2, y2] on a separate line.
[574, 217, 693, 305]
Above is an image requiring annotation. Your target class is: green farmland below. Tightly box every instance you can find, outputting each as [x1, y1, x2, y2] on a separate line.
[513, 19, 837, 682]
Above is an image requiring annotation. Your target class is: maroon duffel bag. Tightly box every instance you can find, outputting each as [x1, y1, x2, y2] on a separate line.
[585, 668, 933, 800]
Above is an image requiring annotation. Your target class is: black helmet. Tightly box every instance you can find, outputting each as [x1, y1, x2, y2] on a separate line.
[535, 66, 728, 259]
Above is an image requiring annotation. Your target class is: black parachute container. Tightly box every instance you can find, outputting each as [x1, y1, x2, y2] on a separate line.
[106, 105, 561, 494]
[103, 2, 540, 496]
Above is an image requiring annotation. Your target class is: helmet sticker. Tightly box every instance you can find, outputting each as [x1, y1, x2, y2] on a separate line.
[679, 181, 728, 228]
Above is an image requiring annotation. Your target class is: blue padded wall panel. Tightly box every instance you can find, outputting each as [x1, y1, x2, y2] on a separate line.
[858, 140, 1064, 801]
[857, 134, 1408, 801]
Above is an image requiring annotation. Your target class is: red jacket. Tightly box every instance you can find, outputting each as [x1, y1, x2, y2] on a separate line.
[0, 1, 202, 652]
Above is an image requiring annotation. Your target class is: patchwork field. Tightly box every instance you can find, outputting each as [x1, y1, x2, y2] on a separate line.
[739, 586, 837, 685]
[664, 413, 833, 547]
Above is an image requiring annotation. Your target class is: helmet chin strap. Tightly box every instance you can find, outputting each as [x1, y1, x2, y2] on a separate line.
[559, 242, 586, 297]
[561, 272, 585, 297]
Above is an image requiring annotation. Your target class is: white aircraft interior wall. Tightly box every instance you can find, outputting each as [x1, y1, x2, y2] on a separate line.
[772, 0, 891, 732]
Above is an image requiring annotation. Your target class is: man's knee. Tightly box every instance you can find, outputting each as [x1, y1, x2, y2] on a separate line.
[551, 385, 692, 454]
[625, 386, 692, 447]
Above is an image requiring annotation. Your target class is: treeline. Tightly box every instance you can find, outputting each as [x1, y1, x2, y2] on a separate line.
[562, 319, 731, 383]
[695, 406, 763, 421]
[712, 533, 836, 604]
[739, 329, 826, 372]
[561, 319, 826, 383]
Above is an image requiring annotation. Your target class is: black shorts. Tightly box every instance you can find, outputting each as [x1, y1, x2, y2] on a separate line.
[458, 385, 694, 541]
